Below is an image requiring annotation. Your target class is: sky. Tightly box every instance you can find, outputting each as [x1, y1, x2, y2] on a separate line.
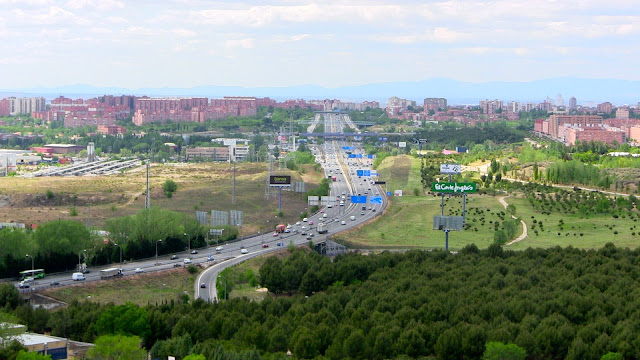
[1, 0, 639, 90]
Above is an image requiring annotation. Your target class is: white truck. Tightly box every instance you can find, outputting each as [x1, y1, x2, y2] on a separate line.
[100, 267, 123, 280]
[317, 223, 328, 234]
[72, 272, 85, 281]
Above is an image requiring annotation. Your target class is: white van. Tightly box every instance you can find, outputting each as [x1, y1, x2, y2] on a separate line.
[72, 272, 85, 281]
[350, 215, 356, 221]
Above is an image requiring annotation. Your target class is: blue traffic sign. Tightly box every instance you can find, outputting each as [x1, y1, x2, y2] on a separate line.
[355, 154, 363, 158]
[358, 170, 371, 177]
[348, 154, 356, 158]
[367, 154, 375, 159]
[342, 146, 355, 150]
[387, 192, 392, 196]
[350, 195, 367, 203]
[370, 196, 383, 204]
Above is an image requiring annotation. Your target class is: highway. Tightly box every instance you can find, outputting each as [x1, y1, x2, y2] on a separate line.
[17, 112, 388, 302]
[195, 112, 386, 301]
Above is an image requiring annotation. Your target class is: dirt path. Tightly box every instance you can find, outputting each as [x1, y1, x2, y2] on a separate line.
[498, 196, 528, 245]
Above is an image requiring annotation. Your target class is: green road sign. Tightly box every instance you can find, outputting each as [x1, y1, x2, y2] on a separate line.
[432, 182, 477, 193]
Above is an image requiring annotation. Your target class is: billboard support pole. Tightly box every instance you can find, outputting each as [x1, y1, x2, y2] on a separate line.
[445, 230, 449, 251]
[440, 194, 445, 216]
[278, 187, 282, 213]
[463, 193, 467, 221]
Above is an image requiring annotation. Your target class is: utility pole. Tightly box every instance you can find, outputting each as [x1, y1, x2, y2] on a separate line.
[145, 162, 150, 209]
[232, 161, 236, 205]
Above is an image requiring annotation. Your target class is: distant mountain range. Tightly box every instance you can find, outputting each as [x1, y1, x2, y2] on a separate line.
[1, 77, 639, 106]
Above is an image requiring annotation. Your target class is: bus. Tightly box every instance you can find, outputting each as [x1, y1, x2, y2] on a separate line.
[20, 269, 45, 281]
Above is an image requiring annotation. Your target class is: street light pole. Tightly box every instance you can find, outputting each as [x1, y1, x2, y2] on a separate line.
[155, 239, 162, 265]
[25, 254, 33, 272]
[184, 233, 190, 254]
[114, 243, 122, 265]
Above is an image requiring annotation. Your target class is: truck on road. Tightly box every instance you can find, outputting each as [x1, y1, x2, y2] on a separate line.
[317, 223, 328, 234]
[100, 267, 123, 280]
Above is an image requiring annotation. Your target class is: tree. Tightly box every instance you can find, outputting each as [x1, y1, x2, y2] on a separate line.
[16, 350, 52, 360]
[0, 341, 27, 360]
[483, 341, 527, 360]
[0, 284, 22, 310]
[87, 335, 146, 360]
[183, 355, 206, 360]
[94, 303, 150, 340]
[162, 179, 178, 198]
[601, 353, 623, 360]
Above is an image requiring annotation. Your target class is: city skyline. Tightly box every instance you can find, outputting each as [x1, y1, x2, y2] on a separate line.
[1, 0, 639, 90]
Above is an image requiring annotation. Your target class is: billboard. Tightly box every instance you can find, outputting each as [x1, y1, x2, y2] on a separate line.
[440, 163, 461, 174]
[432, 182, 477, 193]
[269, 175, 292, 186]
[433, 216, 464, 231]
[394, 190, 403, 197]
[374, 181, 386, 185]
[399, 142, 407, 148]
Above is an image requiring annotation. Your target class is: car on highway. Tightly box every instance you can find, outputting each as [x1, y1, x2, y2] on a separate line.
[173, 263, 182, 268]
[309, 221, 314, 225]
[200, 283, 206, 288]
[262, 244, 269, 248]
[361, 211, 365, 215]
[301, 231, 307, 235]
[284, 229, 291, 233]
[273, 232, 279, 237]
[306, 236, 312, 240]
[215, 246, 223, 252]
[207, 255, 215, 261]
[50, 281, 60, 286]
[22, 277, 34, 283]
[135, 268, 143, 273]
[320, 209, 324, 213]
[327, 204, 333, 208]
[295, 221, 301, 225]
[183, 259, 192, 264]
[240, 248, 248, 254]
[171, 254, 179, 260]
[277, 242, 284, 246]
[191, 250, 198, 254]
[341, 221, 346, 225]
[302, 217, 308, 222]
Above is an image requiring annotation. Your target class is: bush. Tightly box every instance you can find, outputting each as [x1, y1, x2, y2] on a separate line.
[162, 179, 178, 198]
[46, 190, 54, 199]
[187, 265, 198, 274]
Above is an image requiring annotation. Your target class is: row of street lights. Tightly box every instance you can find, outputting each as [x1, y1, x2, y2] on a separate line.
[22, 234, 190, 272]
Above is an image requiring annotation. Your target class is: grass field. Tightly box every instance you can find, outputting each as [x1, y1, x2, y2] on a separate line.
[0, 162, 322, 236]
[41, 268, 198, 306]
[376, 155, 423, 195]
[334, 195, 516, 250]
[506, 196, 640, 250]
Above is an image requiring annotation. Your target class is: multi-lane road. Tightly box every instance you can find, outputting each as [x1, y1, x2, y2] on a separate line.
[18, 112, 388, 303]
[196, 112, 386, 301]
